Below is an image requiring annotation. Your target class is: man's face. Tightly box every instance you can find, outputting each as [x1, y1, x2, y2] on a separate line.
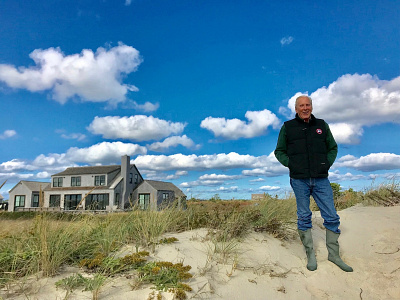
[295, 97, 312, 120]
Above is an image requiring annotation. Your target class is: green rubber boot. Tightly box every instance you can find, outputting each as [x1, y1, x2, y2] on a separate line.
[326, 229, 353, 272]
[298, 229, 317, 271]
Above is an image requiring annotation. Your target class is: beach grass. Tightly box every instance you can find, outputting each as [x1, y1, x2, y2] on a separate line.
[310, 180, 400, 211]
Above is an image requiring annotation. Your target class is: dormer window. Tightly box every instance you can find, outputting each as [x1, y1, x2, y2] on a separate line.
[94, 175, 105, 186]
[71, 176, 81, 187]
[53, 177, 63, 187]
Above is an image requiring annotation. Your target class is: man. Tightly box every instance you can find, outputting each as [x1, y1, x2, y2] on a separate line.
[274, 95, 353, 272]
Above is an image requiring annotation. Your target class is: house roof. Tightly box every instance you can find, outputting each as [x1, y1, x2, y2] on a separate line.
[24, 181, 51, 191]
[143, 180, 185, 197]
[53, 165, 121, 176]
[9, 180, 50, 193]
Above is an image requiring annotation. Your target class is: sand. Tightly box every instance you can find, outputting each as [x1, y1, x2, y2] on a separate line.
[2, 205, 399, 300]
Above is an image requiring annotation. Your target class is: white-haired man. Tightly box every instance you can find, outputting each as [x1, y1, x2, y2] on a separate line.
[274, 95, 353, 272]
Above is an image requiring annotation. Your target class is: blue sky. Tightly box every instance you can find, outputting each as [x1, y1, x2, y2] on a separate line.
[1, 0, 400, 200]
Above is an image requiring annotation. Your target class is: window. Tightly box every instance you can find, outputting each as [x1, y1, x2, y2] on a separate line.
[162, 193, 170, 201]
[85, 194, 109, 210]
[129, 173, 133, 184]
[53, 177, 63, 187]
[71, 176, 81, 187]
[94, 175, 105, 186]
[49, 195, 61, 207]
[32, 194, 39, 207]
[115, 193, 120, 206]
[135, 174, 138, 184]
[64, 194, 82, 210]
[15, 195, 25, 207]
[138, 194, 150, 210]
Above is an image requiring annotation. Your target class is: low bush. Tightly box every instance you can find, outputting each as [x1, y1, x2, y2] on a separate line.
[137, 261, 192, 299]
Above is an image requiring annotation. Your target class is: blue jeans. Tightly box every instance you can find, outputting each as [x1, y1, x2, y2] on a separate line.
[290, 177, 340, 233]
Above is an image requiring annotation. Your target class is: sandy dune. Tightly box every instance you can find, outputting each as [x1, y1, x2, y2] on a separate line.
[2, 205, 399, 300]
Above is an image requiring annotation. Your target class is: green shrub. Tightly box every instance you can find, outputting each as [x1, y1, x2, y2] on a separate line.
[79, 251, 149, 275]
[137, 261, 192, 297]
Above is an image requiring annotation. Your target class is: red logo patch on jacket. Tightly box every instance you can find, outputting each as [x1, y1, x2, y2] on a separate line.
[316, 129, 322, 134]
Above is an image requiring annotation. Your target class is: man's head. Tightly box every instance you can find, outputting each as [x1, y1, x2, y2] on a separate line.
[295, 95, 312, 121]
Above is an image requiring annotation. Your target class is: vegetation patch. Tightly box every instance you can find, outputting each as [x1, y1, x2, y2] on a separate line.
[56, 273, 107, 300]
[79, 251, 149, 275]
[158, 237, 179, 244]
[137, 261, 193, 299]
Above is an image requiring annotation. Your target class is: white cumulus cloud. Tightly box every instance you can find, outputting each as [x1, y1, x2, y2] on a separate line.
[200, 109, 281, 140]
[148, 135, 200, 152]
[328, 170, 367, 182]
[241, 152, 287, 177]
[0, 43, 142, 104]
[180, 173, 241, 188]
[166, 171, 188, 180]
[133, 101, 160, 112]
[328, 123, 364, 144]
[65, 141, 147, 164]
[0, 159, 34, 172]
[336, 153, 400, 172]
[87, 115, 186, 142]
[0, 172, 35, 183]
[260, 185, 280, 191]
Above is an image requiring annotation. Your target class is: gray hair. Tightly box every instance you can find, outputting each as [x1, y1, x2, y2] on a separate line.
[295, 95, 312, 108]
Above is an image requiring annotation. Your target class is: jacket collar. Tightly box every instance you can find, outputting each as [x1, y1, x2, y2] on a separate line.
[295, 113, 316, 124]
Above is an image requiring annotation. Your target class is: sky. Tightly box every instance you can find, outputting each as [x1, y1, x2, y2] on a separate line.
[1, 0, 400, 200]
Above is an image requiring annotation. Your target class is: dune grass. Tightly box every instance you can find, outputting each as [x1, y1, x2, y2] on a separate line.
[310, 181, 400, 211]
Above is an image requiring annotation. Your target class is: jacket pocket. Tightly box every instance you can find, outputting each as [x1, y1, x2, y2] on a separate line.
[317, 160, 329, 175]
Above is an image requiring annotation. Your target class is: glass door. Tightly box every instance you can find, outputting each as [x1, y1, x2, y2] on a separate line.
[138, 194, 150, 210]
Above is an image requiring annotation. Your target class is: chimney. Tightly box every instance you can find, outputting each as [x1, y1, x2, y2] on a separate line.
[121, 155, 130, 209]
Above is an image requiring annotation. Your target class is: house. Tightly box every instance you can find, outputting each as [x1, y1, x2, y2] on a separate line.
[43, 155, 143, 211]
[7, 155, 186, 212]
[8, 180, 50, 211]
[251, 194, 265, 200]
[132, 180, 187, 210]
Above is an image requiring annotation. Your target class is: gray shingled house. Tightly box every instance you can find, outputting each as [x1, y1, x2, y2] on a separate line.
[8, 155, 143, 212]
[7, 155, 186, 212]
[8, 180, 51, 211]
[42, 155, 143, 211]
[132, 180, 187, 210]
